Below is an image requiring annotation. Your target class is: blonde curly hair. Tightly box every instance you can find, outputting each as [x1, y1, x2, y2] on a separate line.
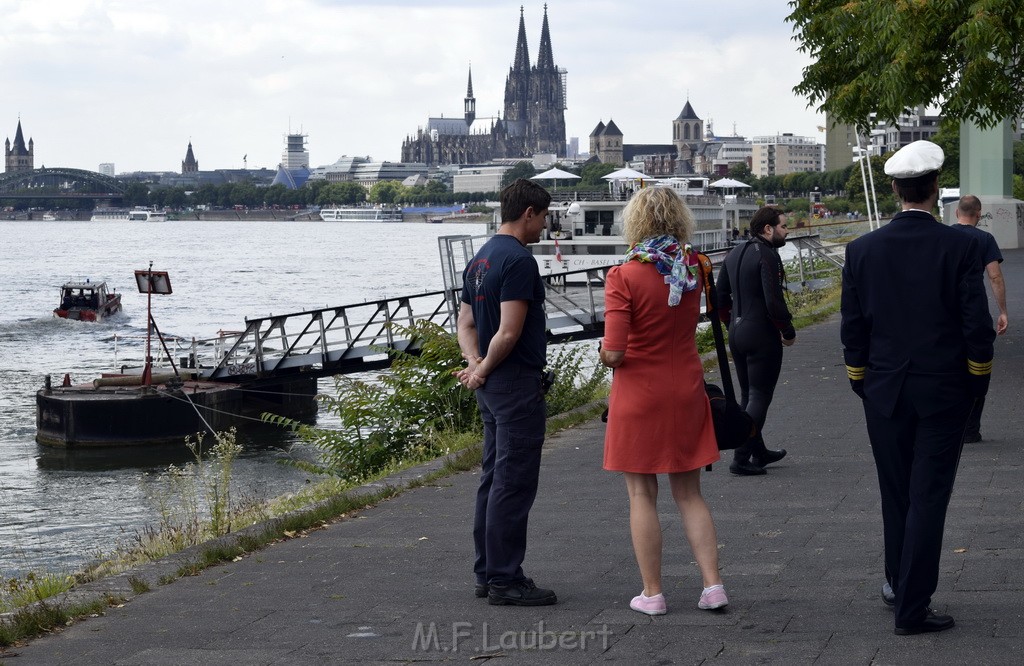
[622, 187, 695, 246]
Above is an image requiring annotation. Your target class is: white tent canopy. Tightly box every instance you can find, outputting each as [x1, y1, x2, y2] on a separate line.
[532, 167, 581, 180]
[708, 178, 751, 189]
[602, 167, 658, 181]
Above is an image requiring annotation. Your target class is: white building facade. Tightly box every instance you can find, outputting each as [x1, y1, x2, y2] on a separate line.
[751, 134, 824, 177]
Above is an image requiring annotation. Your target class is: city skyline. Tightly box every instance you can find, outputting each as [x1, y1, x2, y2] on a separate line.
[0, 1, 824, 174]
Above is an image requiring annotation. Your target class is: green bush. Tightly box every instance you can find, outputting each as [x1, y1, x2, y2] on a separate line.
[265, 321, 479, 481]
[266, 323, 609, 480]
[544, 342, 609, 416]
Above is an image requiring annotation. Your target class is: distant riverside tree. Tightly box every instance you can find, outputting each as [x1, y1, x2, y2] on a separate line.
[787, 0, 1024, 130]
[122, 182, 150, 207]
[501, 161, 536, 188]
[727, 162, 753, 183]
[579, 162, 617, 187]
[317, 182, 367, 206]
[368, 180, 404, 204]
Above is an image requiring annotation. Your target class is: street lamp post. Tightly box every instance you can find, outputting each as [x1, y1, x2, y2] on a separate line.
[853, 140, 880, 230]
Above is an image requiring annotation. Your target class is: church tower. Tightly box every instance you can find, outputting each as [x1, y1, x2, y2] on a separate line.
[182, 141, 199, 174]
[598, 119, 624, 166]
[672, 100, 703, 155]
[528, 4, 566, 155]
[464, 65, 476, 126]
[503, 7, 531, 125]
[5, 120, 34, 173]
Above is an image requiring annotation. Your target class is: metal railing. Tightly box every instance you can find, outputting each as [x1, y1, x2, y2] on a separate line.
[785, 233, 845, 289]
[122, 231, 855, 383]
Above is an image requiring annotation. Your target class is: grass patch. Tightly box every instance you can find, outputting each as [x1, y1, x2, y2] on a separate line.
[790, 282, 842, 328]
[0, 596, 117, 648]
[127, 577, 149, 595]
[1, 573, 75, 614]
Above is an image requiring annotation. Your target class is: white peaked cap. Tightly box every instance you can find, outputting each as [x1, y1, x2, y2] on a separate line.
[883, 140, 944, 178]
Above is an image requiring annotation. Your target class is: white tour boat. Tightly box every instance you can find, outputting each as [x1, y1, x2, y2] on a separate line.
[127, 208, 167, 222]
[319, 206, 404, 222]
[90, 207, 167, 222]
[495, 178, 758, 279]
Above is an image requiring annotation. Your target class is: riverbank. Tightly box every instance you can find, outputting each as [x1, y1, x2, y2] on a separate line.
[4, 210, 490, 223]
[6, 250, 1021, 662]
[8, 253, 1024, 662]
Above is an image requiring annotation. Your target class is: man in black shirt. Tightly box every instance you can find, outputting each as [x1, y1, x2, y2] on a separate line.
[456, 178, 556, 606]
[952, 194, 1008, 442]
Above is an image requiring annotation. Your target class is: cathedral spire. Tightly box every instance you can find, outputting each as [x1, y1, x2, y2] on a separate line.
[464, 64, 476, 125]
[12, 120, 27, 152]
[182, 141, 198, 174]
[513, 5, 530, 73]
[536, 4, 554, 71]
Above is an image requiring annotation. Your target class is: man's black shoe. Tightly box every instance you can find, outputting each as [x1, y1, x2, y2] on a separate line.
[729, 460, 767, 476]
[881, 581, 895, 607]
[894, 609, 954, 635]
[751, 448, 787, 468]
[475, 583, 488, 598]
[487, 578, 557, 606]
[963, 431, 982, 443]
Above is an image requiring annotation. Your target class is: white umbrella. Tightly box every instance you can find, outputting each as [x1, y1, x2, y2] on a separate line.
[532, 167, 581, 180]
[602, 167, 658, 181]
[708, 178, 751, 189]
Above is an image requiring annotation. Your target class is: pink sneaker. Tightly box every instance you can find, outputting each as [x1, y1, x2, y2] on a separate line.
[630, 592, 667, 615]
[698, 585, 728, 610]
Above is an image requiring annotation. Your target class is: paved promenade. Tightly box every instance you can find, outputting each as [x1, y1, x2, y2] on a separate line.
[5, 250, 1023, 665]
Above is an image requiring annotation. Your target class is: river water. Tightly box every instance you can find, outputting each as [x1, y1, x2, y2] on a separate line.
[0, 218, 487, 578]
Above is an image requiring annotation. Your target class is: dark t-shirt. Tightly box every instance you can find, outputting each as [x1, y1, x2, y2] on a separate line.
[952, 223, 1003, 269]
[460, 234, 546, 369]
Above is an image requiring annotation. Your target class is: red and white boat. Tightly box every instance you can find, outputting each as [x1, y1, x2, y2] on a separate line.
[53, 280, 122, 321]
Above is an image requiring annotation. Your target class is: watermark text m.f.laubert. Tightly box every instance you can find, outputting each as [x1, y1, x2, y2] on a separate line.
[412, 621, 612, 653]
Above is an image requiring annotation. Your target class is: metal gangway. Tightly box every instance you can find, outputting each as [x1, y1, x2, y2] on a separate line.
[785, 233, 846, 289]
[145, 234, 845, 384]
[143, 236, 614, 383]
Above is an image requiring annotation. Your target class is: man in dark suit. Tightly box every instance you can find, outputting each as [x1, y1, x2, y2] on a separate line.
[841, 140, 995, 635]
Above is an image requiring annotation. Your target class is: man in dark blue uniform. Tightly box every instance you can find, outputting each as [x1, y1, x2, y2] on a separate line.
[841, 141, 995, 635]
[455, 178, 556, 606]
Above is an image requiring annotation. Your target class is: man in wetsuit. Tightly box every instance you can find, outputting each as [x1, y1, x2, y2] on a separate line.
[717, 206, 795, 476]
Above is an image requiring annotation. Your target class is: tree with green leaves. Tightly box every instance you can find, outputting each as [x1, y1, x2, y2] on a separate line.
[368, 180, 405, 204]
[931, 119, 961, 188]
[500, 161, 537, 188]
[317, 182, 367, 206]
[579, 162, 617, 187]
[727, 162, 753, 182]
[788, 1, 1024, 130]
[122, 182, 150, 207]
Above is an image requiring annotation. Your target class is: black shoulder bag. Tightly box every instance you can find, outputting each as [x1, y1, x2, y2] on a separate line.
[696, 251, 759, 452]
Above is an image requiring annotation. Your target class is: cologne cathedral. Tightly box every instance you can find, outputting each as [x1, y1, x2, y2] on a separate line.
[401, 6, 567, 165]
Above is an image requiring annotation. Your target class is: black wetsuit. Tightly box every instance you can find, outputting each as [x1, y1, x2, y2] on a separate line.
[717, 237, 795, 460]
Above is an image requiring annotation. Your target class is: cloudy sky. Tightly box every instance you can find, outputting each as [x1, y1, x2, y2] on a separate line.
[0, 0, 824, 174]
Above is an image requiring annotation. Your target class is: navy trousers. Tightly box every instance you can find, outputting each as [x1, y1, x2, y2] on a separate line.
[472, 364, 546, 586]
[964, 397, 984, 438]
[864, 378, 971, 628]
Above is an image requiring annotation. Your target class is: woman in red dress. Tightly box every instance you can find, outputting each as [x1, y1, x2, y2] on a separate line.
[600, 187, 727, 615]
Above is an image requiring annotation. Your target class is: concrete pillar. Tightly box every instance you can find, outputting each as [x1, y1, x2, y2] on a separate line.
[957, 119, 1024, 249]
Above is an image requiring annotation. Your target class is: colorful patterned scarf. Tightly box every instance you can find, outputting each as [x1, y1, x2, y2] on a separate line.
[624, 235, 699, 306]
